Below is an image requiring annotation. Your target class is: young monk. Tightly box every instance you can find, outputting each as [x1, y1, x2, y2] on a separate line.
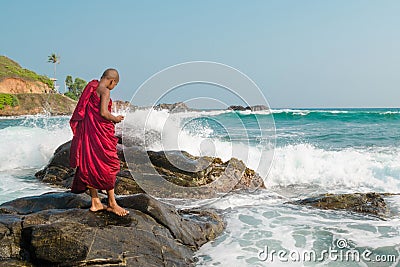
[69, 68, 129, 216]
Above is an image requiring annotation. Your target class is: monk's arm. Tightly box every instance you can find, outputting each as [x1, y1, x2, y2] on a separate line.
[98, 86, 122, 123]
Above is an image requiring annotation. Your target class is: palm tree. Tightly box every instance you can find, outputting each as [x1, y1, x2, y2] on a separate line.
[47, 53, 60, 78]
[47, 53, 60, 91]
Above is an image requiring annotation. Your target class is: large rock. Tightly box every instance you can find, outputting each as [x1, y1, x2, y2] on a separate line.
[0, 192, 224, 266]
[291, 192, 391, 217]
[35, 141, 265, 197]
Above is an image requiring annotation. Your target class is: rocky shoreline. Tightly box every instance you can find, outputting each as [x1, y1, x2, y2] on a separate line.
[1, 138, 398, 266]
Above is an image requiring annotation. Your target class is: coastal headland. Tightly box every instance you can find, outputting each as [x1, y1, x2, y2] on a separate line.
[0, 56, 77, 116]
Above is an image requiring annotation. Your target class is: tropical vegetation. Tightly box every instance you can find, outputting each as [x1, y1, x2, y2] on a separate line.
[0, 93, 19, 109]
[64, 75, 87, 100]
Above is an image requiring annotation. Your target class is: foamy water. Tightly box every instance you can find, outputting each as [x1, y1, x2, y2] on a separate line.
[195, 191, 400, 266]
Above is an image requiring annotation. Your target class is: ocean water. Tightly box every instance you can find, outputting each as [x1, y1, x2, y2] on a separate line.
[1, 108, 400, 266]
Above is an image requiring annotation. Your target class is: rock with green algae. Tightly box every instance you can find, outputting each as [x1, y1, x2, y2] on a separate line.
[291, 192, 392, 217]
[0, 192, 224, 266]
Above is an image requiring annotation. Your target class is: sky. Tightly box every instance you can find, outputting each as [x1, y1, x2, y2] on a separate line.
[1, 0, 399, 108]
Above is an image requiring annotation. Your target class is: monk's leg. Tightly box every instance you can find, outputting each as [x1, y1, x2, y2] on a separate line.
[89, 188, 107, 212]
[106, 189, 129, 216]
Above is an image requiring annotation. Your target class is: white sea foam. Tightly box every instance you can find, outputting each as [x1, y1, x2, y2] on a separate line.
[329, 110, 349, 114]
[123, 108, 275, 176]
[236, 110, 272, 115]
[292, 111, 310, 116]
[271, 108, 310, 114]
[267, 144, 400, 193]
[0, 116, 70, 204]
[0, 120, 72, 171]
[270, 109, 351, 115]
[124, 108, 234, 157]
[380, 111, 400, 115]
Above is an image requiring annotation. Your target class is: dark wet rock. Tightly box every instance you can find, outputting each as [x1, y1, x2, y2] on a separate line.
[0, 192, 224, 266]
[0, 214, 23, 260]
[0, 191, 90, 215]
[154, 102, 191, 113]
[117, 194, 224, 248]
[35, 141, 264, 197]
[34, 141, 75, 189]
[147, 150, 263, 190]
[291, 192, 391, 217]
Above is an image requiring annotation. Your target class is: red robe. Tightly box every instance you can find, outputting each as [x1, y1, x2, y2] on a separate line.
[69, 80, 120, 193]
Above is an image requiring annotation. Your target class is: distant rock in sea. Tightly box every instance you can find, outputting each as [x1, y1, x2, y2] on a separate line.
[228, 105, 269, 111]
[248, 105, 269, 111]
[228, 105, 247, 111]
[153, 102, 191, 113]
[112, 100, 138, 113]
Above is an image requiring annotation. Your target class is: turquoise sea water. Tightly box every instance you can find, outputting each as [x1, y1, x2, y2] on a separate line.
[200, 108, 400, 149]
[1, 108, 399, 266]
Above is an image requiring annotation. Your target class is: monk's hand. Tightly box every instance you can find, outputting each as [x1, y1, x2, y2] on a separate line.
[114, 115, 124, 123]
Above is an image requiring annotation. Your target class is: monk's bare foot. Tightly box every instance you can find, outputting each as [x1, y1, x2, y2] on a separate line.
[107, 204, 129, 216]
[89, 203, 107, 212]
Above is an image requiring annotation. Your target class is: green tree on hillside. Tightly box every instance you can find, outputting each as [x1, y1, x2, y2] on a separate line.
[65, 75, 73, 91]
[64, 76, 87, 100]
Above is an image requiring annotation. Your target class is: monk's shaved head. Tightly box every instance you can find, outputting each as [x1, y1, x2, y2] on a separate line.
[101, 68, 119, 80]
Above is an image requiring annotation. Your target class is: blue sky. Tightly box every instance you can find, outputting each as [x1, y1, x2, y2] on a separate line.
[1, 0, 399, 108]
